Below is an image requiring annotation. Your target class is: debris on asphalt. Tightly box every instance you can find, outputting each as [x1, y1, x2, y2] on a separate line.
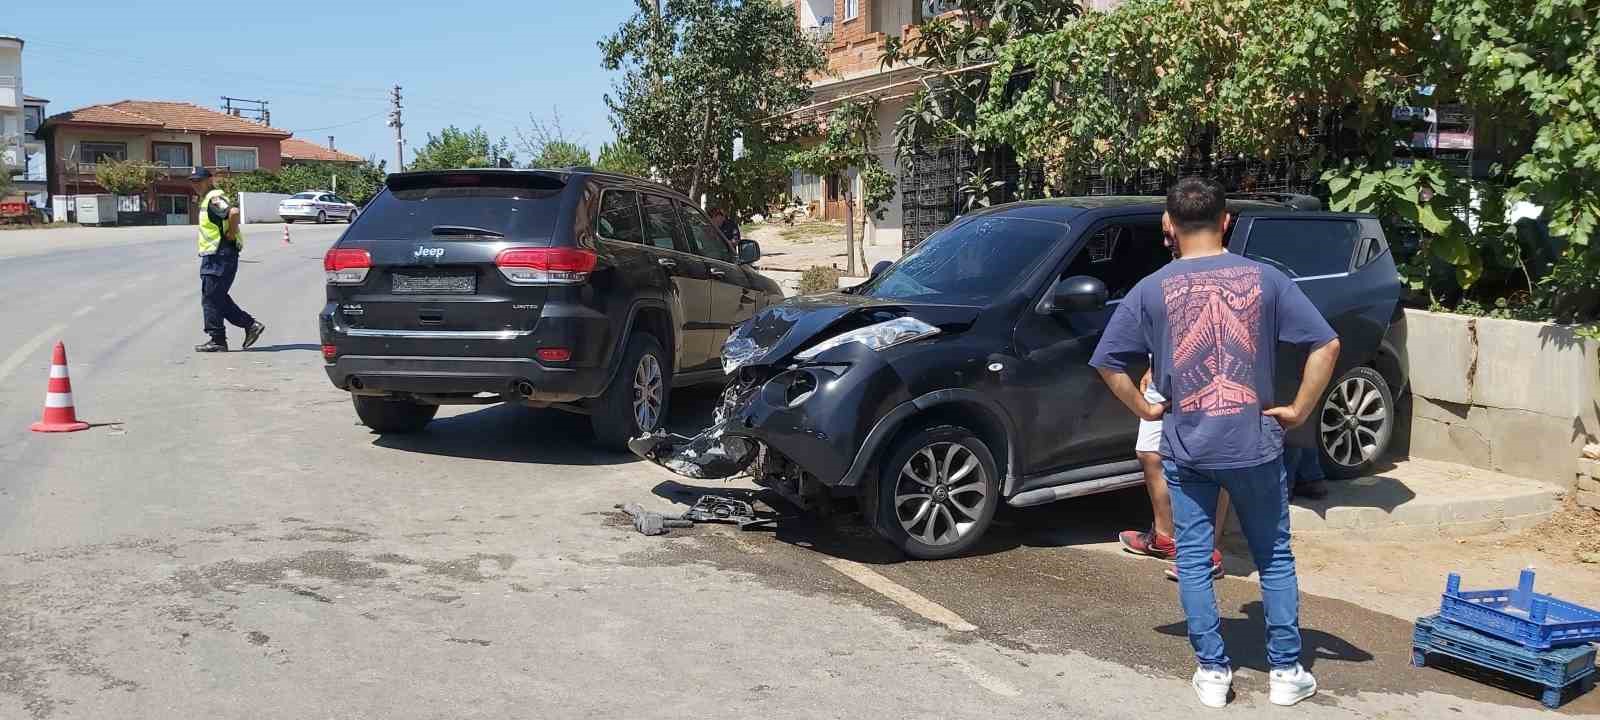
[627, 425, 758, 480]
[614, 495, 772, 536]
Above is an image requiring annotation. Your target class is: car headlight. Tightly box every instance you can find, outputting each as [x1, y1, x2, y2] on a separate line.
[794, 317, 940, 361]
[721, 333, 762, 376]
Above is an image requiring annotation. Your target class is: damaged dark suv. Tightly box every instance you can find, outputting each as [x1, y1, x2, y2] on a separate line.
[637, 196, 1408, 560]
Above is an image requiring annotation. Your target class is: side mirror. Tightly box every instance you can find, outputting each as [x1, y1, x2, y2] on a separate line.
[1050, 275, 1108, 314]
[870, 260, 892, 279]
[737, 240, 761, 265]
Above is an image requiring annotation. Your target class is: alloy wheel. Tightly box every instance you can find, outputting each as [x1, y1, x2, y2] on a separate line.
[893, 441, 990, 547]
[1320, 375, 1387, 468]
[632, 354, 664, 431]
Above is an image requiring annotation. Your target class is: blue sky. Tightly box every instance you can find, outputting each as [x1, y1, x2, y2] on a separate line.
[8, 1, 641, 167]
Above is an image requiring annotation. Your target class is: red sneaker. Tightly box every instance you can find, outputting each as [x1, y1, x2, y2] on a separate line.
[1119, 528, 1177, 560]
[1165, 550, 1225, 581]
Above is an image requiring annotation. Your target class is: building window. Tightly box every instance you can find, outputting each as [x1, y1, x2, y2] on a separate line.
[23, 106, 43, 135]
[153, 142, 192, 168]
[158, 194, 191, 216]
[844, 0, 859, 20]
[215, 147, 259, 172]
[78, 142, 128, 164]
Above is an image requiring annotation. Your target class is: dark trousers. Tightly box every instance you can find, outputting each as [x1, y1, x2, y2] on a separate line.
[200, 252, 255, 343]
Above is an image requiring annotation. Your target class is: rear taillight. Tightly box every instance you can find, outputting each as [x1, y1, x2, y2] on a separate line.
[321, 344, 338, 360]
[496, 247, 596, 285]
[324, 248, 371, 285]
[537, 347, 572, 362]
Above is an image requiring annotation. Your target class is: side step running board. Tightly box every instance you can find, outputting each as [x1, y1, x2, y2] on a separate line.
[1006, 471, 1147, 508]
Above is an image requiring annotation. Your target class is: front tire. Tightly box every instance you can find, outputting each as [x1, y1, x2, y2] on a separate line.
[283, 218, 295, 224]
[352, 395, 438, 434]
[871, 425, 999, 560]
[1317, 366, 1395, 479]
[591, 333, 670, 449]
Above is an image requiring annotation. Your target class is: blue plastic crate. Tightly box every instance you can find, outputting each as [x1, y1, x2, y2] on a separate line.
[1413, 614, 1596, 708]
[1439, 570, 1600, 650]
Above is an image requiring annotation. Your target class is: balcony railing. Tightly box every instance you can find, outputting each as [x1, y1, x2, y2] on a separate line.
[65, 163, 199, 179]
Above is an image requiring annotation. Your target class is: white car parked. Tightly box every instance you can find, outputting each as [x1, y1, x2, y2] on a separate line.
[279, 191, 358, 224]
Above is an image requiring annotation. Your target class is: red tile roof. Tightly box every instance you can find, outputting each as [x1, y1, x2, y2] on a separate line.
[281, 137, 363, 163]
[42, 100, 291, 138]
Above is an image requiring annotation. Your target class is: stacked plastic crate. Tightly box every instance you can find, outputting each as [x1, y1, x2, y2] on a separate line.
[899, 143, 973, 253]
[1413, 570, 1599, 708]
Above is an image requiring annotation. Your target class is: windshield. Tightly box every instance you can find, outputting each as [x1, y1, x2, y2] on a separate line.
[349, 173, 567, 240]
[290, 192, 318, 200]
[858, 216, 1066, 303]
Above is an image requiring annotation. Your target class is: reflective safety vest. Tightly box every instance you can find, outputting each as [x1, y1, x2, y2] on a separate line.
[197, 188, 243, 255]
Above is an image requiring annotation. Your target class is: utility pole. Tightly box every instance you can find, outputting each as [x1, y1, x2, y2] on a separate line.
[387, 85, 405, 172]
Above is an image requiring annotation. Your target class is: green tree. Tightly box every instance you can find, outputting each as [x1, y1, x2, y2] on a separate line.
[596, 140, 651, 177]
[94, 158, 157, 197]
[601, 0, 825, 205]
[789, 101, 896, 275]
[277, 161, 387, 205]
[517, 109, 594, 169]
[409, 126, 513, 171]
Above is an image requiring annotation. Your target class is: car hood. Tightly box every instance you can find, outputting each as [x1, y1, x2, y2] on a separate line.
[723, 292, 980, 372]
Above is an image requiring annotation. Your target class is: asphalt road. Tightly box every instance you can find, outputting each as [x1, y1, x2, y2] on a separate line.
[0, 224, 1592, 719]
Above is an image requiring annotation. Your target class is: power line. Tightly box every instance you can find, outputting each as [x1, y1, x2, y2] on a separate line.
[292, 111, 388, 133]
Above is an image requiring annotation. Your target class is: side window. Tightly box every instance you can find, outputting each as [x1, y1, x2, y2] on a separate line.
[597, 190, 644, 244]
[641, 194, 684, 251]
[1057, 221, 1169, 300]
[1242, 219, 1359, 278]
[677, 202, 734, 262]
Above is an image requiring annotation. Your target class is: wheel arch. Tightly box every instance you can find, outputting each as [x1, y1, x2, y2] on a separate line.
[598, 299, 675, 396]
[843, 389, 1019, 494]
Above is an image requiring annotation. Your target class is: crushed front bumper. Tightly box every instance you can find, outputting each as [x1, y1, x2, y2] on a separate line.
[632, 342, 912, 487]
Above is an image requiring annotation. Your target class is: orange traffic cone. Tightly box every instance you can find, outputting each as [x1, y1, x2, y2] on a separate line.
[30, 342, 89, 433]
[283, 224, 291, 244]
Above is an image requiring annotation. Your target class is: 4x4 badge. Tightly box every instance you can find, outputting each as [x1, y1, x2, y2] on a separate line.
[413, 246, 445, 261]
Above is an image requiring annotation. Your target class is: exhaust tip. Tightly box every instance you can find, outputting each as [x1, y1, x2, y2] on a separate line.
[515, 380, 535, 398]
[349, 376, 365, 391]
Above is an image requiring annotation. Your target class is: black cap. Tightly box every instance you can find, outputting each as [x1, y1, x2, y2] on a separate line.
[188, 167, 213, 181]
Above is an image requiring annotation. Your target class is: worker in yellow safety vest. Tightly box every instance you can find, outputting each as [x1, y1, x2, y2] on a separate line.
[191, 167, 265, 352]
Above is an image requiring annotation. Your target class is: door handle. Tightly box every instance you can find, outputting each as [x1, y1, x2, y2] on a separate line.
[708, 267, 727, 278]
[657, 257, 677, 269]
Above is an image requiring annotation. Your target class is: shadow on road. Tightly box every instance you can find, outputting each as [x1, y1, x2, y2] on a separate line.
[246, 343, 321, 353]
[1154, 600, 1375, 673]
[372, 386, 727, 467]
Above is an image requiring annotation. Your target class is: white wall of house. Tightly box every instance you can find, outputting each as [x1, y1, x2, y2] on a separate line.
[0, 37, 25, 179]
[866, 95, 909, 251]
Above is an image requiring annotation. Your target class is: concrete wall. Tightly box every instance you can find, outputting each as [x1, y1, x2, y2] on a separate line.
[238, 192, 290, 224]
[866, 95, 907, 253]
[1399, 309, 1598, 489]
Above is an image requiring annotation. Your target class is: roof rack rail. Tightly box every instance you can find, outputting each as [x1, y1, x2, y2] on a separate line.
[1227, 192, 1322, 211]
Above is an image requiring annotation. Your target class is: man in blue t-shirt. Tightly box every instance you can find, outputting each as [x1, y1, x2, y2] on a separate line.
[1089, 177, 1341, 708]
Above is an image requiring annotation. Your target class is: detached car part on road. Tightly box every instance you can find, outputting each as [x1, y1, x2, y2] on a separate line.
[318, 168, 784, 446]
[636, 196, 1408, 559]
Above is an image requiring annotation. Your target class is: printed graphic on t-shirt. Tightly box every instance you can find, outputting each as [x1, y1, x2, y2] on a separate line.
[1161, 265, 1263, 417]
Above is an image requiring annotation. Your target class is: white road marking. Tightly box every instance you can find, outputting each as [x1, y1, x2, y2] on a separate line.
[72, 305, 95, 318]
[0, 322, 67, 382]
[819, 556, 978, 632]
[934, 649, 1022, 697]
[99, 291, 119, 302]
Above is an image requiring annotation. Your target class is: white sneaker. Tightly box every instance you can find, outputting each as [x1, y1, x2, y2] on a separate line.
[1269, 663, 1318, 706]
[1191, 665, 1232, 708]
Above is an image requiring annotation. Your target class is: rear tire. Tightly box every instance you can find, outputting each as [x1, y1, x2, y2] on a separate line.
[1317, 366, 1395, 479]
[316, 210, 328, 224]
[352, 395, 438, 434]
[871, 425, 999, 560]
[591, 333, 670, 449]
[283, 218, 295, 224]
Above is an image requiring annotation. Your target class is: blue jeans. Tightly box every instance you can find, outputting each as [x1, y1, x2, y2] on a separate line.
[1283, 446, 1324, 494]
[1164, 456, 1301, 670]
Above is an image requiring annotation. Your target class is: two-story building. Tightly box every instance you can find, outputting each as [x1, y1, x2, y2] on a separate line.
[1, 35, 49, 203]
[37, 100, 291, 223]
[782, 0, 963, 251]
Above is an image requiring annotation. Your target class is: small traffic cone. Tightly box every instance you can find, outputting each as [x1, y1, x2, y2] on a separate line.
[283, 224, 292, 244]
[30, 342, 89, 433]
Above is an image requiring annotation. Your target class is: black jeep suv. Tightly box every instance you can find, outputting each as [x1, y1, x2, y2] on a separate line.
[319, 168, 784, 446]
[641, 196, 1408, 559]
